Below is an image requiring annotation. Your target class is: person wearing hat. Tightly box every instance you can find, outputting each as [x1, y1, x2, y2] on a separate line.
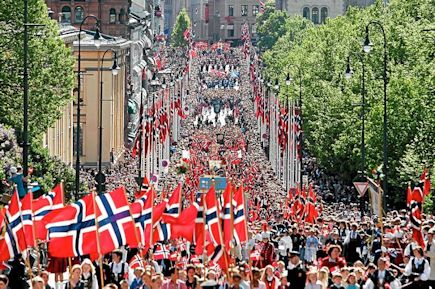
[32, 276, 45, 289]
[425, 228, 435, 288]
[66, 264, 85, 289]
[278, 230, 293, 265]
[305, 268, 322, 289]
[260, 232, 276, 268]
[261, 265, 280, 289]
[286, 251, 306, 289]
[325, 229, 343, 249]
[404, 246, 431, 289]
[230, 271, 243, 289]
[80, 258, 98, 289]
[8, 165, 27, 199]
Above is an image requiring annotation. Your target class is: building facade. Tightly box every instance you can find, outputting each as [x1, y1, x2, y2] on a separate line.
[73, 33, 131, 167]
[45, 0, 129, 37]
[276, 0, 376, 24]
[42, 26, 80, 165]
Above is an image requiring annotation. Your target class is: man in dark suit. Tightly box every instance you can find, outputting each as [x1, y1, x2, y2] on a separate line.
[286, 251, 306, 289]
[345, 223, 362, 265]
[365, 257, 396, 289]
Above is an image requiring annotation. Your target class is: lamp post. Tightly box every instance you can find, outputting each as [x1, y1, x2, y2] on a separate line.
[285, 65, 303, 189]
[75, 15, 101, 198]
[96, 49, 120, 195]
[363, 21, 388, 205]
[345, 52, 366, 216]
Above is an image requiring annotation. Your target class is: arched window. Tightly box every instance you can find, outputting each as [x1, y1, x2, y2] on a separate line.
[109, 8, 116, 24]
[312, 7, 319, 24]
[302, 7, 310, 20]
[61, 6, 71, 23]
[74, 6, 84, 23]
[321, 7, 328, 23]
[119, 8, 126, 24]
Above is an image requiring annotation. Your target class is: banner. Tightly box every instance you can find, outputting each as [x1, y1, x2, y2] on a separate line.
[367, 177, 383, 217]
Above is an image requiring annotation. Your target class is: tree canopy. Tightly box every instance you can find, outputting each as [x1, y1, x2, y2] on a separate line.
[171, 8, 191, 47]
[0, 0, 76, 194]
[258, 0, 434, 210]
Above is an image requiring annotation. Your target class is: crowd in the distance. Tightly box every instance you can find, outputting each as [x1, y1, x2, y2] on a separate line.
[0, 46, 434, 289]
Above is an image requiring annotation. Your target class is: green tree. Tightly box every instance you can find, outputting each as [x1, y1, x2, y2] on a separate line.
[256, 5, 291, 51]
[0, 0, 76, 196]
[0, 0, 75, 141]
[261, 0, 434, 209]
[171, 8, 191, 47]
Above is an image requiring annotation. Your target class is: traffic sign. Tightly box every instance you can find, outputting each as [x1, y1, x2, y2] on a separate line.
[199, 176, 227, 191]
[353, 181, 369, 197]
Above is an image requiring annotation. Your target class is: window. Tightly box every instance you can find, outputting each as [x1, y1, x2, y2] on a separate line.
[321, 7, 328, 23]
[119, 8, 126, 24]
[302, 7, 310, 20]
[109, 8, 116, 24]
[61, 6, 71, 23]
[312, 7, 319, 24]
[74, 6, 84, 23]
[241, 5, 248, 16]
[227, 24, 234, 37]
[228, 5, 234, 16]
[253, 5, 259, 16]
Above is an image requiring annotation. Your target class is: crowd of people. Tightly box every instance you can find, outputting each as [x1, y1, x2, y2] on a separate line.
[0, 46, 434, 289]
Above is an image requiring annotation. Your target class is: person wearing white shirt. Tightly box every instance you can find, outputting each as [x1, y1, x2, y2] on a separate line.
[404, 246, 431, 289]
[278, 231, 293, 263]
[109, 250, 129, 287]
[425, 228, 435, 289]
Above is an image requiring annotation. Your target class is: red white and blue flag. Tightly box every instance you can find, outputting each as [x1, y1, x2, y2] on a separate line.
[205, 187, 222, 247]
[154, 183, 182, 241]
[222, 182, 235, 249]
[0, 208, 20, 262]
[44, 187, 137, 257]
[21, 191, 36, 248]
[33, 183, 64, 240]
[233, 186, 248, 244]
[5, 190, 27, 252]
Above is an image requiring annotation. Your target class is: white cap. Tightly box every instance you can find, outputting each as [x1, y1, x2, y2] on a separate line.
[10, 166, 17, 174]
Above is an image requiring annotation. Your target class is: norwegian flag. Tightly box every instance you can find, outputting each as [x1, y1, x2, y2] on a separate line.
[128, 254, 146, 269]
[135, 176, 151, 199]
[95, 187, 139, 253]
[420, 169, 431, 197]
[21, 191, 36, 248]
[0, 208, 20, 262]
[194, 194, 205, 255]
[278, 106, 289, 151]
[304, 185, 318, 224]
[45, 188, 138, 257]
[410, 186, 425, 248]
[154, 184, 182, 242]
[233, 186, 248, 244]
[131, 124, 142, 158]
[294, 107, 302, 159]
[154, 243, 170, 260]
[222, 182, 235, 249]
[33, 183, 64, 240]
[205, 187, 223, 247]
[5, 190, 27, 252]
[406, 184, 412, 210]
[44, 193, 98, 257]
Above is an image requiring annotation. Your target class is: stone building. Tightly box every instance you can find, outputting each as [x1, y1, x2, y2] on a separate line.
[45, 0, 129, 37]
[275, 0, 376, 24]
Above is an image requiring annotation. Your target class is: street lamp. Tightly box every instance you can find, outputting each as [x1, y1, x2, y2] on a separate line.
[363, 21, 389, 203]
[345, 52, 366, 215]
[75, 15, 101, 198]
[285, 65, 303, 189]
[96, 49, 120, 195]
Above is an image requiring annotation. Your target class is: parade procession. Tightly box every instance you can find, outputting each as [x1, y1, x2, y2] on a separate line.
[0, 0, 434, 289]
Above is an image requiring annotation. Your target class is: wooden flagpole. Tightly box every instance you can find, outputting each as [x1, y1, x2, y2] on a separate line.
[121, 186, 143, 258]
[201, 188, 207, 265]
[229, 180, 234, 263]
[90, 189, 105, 288]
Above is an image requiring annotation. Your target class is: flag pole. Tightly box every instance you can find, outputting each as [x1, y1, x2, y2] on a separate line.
[201, 188, 207, 266]
[121, 186, 143, 256]
[29, 188, 40, 276]
[90, 189, 105, 288]
[229, 180, 235, 264]
[59, 181, 73, 278]
[212, 181, 229, 273]
[149, 186, 155, 251]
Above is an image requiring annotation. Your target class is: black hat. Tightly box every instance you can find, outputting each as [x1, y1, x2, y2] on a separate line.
[289, 251, 300, 257]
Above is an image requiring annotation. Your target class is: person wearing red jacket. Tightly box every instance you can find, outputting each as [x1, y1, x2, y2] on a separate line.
[260, 233, 276, 268]
[319, 245, 346, 271]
